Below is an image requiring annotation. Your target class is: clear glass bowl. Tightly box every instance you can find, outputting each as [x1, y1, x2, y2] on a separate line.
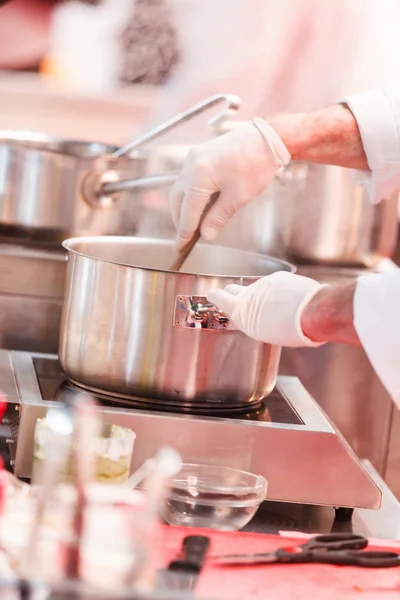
[162, 464, 267, 531]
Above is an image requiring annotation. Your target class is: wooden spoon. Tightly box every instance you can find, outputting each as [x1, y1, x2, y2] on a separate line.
[170, 192, 219, 272]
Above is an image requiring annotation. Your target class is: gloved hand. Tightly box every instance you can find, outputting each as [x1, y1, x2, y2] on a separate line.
[169, 118, 291, 250]
[207, 272, 325, 347]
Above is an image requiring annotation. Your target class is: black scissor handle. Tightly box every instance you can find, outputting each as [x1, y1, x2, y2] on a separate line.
[349, 551, 400, 568]
[304, 534, 368, 552]
[276, 534, 369, 564]
[306, 550, 400, 569]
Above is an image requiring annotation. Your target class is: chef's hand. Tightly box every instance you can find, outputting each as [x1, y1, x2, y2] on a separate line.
[207, 272, 325, 347]
[169, 119, 290, 250]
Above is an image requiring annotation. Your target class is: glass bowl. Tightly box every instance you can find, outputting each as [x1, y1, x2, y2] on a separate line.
[162, 463, 267, 531]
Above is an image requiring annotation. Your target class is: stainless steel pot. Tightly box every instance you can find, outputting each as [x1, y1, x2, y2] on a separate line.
[281, 162, 399, 267]
[0, 133, 141, 240]
[0, 94, 239, 241]
[59, 237, 294, 409]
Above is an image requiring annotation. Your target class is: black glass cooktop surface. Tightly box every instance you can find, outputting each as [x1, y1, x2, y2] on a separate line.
[32, 357, 303, 425]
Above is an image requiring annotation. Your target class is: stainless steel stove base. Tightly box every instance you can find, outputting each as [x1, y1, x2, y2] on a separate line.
[246, 461, 400, 540]
[1, 350, 382, 510]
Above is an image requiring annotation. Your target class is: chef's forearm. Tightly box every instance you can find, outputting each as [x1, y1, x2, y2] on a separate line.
[268, 104, 369, 170]
[301, 282, 360, 346]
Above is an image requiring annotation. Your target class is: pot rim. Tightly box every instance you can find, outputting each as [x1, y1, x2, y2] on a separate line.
[0, 129, 121, 159]
[62, 236, 296, 279]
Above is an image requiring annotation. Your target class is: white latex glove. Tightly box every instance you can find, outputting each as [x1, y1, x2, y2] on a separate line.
[169, 118, 291, 250]
[207, 272, 324, 347]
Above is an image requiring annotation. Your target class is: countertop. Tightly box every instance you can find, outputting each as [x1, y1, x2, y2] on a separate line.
[154, 460, 400, 599]
[156, 525, 400, 600]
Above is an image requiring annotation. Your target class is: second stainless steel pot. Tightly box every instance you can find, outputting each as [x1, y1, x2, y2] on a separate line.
[0, 132, 143, 240]
[138, 135, 399, 267]
[0, 94, 239, 241]
[278, 162, 399, 267]
[59, 237, 294, 409]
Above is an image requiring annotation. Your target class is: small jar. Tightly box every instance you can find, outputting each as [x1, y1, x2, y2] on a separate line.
[33, 420, 136, 485]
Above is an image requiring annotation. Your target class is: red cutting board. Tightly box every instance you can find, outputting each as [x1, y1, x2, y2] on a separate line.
[156, 525, 400, 599]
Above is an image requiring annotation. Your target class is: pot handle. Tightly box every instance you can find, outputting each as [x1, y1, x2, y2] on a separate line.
[173, 295, 235, 331]
[82, 94, 240, 208]
[81, 171, 179, 208]
[113, 93, 241, 159]
[102, 173, 178, 196]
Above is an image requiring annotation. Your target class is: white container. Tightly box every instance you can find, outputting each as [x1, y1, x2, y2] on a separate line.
[44, 0, 134, 94]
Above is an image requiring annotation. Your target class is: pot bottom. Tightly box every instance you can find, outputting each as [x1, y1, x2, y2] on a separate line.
[64, 377, 265, 414]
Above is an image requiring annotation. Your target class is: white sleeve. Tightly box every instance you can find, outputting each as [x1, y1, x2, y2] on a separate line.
[343, 82, 400, 203]
[354, 268, 400, 407]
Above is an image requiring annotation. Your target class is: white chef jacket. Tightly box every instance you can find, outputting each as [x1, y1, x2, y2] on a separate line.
[343, 85, 400, 407]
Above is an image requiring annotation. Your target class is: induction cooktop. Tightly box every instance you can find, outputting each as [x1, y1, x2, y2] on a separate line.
[32, 356, 303, 424]
[0, 350, 382, 510]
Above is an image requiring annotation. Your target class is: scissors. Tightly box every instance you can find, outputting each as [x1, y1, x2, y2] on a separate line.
[213, 533, 400, 568]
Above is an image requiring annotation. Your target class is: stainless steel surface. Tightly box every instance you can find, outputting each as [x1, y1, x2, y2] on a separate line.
[59, 237, 294, 407]
[280, 262, 397, 478]
[7, 350, 381, 510]
[0, 243, 66, 297]
[248, 460, 400, 539]
[284, 163, 399, 266]
[0, 296, 62, 353]
[0, 95, 238, 240]
[0, 243, 66, 353]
